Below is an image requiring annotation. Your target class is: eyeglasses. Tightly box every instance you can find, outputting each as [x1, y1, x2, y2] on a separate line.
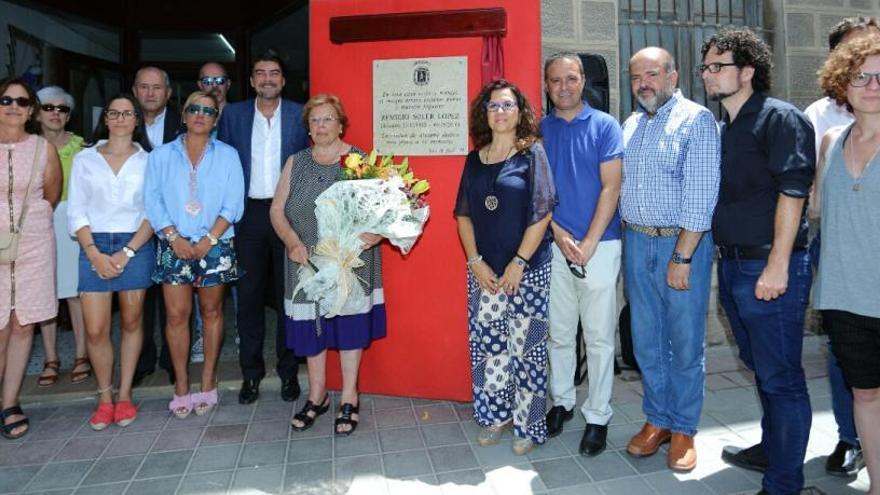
[105, 109, 135, 120]
[184, 105, 219, 117]
[485, 100, 518, 113]
[308, 116, 338, 125]
[850, 71, 880, 87]
[0, 96, 32, 108]
[566, 260, 586, 279]
[697, 62, 737, 74]
[198, 76, 229, 86]
[40, 104, 71, 114]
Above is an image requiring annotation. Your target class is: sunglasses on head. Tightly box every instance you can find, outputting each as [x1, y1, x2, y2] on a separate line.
[41, 104, 71, 114]
[0, 96, 32, 108]
[198, 76, 228, 86]
[184, 104, 218, 117]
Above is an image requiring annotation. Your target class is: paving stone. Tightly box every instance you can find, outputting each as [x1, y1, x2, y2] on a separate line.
[334, 454, 384, 493]
[334, 430, 380, 457]
[151, 427, 202, 452]
[71, 482, 128, 495]
[532, 457, 591, 489]
[380, 427, 424, 452]
[526, 437, 570, 461]
[287, 436, 332, 463]
[253, 399, 294, 422]
[642, 471, 715, 494]
[238, 440, 286, 468]
[427, 445, 479, 473]
[415, 404, 459, 424]
[472, 440, 524, 468]
[201, 424, 247, 445]
[80, 455, 143, 486]
[135, 450, 192, 479]
[0, 465, 41, 494]
[421, 423, 467, 447]
[0, 439, 65, 466]
[576, 451, 637, 482]
[283, 460, 333, 494]
[435, 468, 486, 486]
[209, 404, 254, 425]
[126, 476, 180, 495]
[375, 408, 417, 429]
[25, 461, 94, 491]
[596, 476, 655, 494]
[117, 412, 168, 433]
[177, 470, 233, 494]
[53, 437, 111, 462]
[232, 465, 284, 493]
[103, 432, 158, 457]
[700, 466, 762, 494]
[383, 450, 433, 477]
[246, 420, 290, 443]
[372, 396, 412, 411]
[188, 444, 241, 473]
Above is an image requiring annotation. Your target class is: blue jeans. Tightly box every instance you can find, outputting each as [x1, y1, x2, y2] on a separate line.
[810, 233, 858, 445]
[623, 229, 714, 436]
[718, 250, 812, 495]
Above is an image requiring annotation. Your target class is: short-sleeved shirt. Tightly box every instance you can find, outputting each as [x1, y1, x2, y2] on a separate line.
[541, 103, 623, 241]
[453, 143, 557, 274]
[712, 92, 816, 247]
[620, 90, 721, 232]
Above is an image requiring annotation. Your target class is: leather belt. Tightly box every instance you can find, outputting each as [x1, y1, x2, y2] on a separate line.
[247, 197, 273, 205]
[627, 223, 681, 237]
[717, 244, 805, 260]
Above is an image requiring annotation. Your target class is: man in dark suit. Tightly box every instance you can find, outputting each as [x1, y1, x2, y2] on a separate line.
[217, 49, 307, 404]
[132, 65, 180, 386]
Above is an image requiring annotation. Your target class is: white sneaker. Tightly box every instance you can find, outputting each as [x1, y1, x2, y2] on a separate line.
[190, 336, 204, 363]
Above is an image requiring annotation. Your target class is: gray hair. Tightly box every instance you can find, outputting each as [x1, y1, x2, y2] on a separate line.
[36, 85, 75, 111]
[544, 52, 585, 80]
[135, 66, 172, 88]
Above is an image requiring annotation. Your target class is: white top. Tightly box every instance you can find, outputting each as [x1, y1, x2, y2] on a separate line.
[804, 97, 853, 155]
[145, 107, 167, 149]
[67, 141, 150, 236]
[248, 99, 282, 199]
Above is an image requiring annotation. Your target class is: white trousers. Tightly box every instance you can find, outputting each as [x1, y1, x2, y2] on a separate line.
[547, 240, 621, 425]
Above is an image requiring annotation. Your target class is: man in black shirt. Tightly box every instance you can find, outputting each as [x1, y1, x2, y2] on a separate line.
[701, 28, 815, 495]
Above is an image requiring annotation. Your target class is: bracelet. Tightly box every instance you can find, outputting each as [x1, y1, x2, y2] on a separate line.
[84, 243, 97, 250]
[515, 253, 530, 264]
[513, 254, 528, 268]
[466, 254, 482, 267]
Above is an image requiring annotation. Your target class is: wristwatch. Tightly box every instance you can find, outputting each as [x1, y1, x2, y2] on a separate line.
[513, 254, 529, 268]
[166, 230, 180, 243]
[205, 233, 219, 246]
[121, 245, 136, 258]
[671, 251, 692, 265]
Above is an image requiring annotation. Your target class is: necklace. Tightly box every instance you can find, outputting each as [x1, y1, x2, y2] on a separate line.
[183, 136, 209, 216]
[845, 127, 880, 192]
[481, 144, 515, 211]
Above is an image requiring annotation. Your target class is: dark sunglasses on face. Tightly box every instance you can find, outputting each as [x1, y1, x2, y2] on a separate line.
[0, 96, 32, 108]
[184, 105, 218, 117]
[41, 104, 72, 114]
[198, 76, 228, 86]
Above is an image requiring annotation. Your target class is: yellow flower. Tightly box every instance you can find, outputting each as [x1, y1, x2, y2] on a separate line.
[411, 179, 430, 195]
[344, 153, 363, 170]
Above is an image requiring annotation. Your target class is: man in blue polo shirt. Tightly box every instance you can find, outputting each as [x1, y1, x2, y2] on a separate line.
[541, 52, 623, 457]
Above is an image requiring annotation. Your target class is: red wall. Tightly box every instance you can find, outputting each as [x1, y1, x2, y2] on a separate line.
[309, 0, 542, 401]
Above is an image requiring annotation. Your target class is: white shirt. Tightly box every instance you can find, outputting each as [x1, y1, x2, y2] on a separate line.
[145, 107, 167, 149]
[804, 97, 853, 156]
[67, 141, 150, 236]
[248, 99, 282, 198]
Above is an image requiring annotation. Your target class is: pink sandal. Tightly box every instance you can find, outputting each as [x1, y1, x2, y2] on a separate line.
[168, 393, 192, 419]
[193, 389, 218, 416]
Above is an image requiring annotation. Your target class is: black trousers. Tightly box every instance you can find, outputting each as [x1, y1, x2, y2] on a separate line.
[136, 272, 171, 376]
[236, 199, 298, 382]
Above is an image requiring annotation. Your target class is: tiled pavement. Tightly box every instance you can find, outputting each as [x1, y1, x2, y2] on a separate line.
[3, 334, 872, 494]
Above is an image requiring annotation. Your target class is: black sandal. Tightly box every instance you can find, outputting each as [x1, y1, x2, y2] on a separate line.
[334, 402, 359, 436]
[0, 405, 29, 440]
[290, 396, 330, 431]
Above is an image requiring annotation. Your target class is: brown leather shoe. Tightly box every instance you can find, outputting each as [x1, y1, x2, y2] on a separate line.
[668, 433, 697, 472]
[626, 423, 671, 457]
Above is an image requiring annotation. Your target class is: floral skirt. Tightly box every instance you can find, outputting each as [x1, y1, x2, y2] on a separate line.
[152, 238, 242, 288]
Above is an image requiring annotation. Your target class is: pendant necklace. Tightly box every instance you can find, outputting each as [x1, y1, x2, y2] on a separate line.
[184, 136, 208, 216]
[483, 144, 515, 211]
[846, 128, 880, 192]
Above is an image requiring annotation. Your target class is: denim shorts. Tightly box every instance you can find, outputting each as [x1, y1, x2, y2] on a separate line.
[152, 238, 242, 288]
[78, 233, 156, 293]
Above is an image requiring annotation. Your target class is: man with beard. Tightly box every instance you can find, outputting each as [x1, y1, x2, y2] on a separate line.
[619, 47, 720, 472]
[217, 49, 307, 404]
[702, 29, 815, 495]
[540, 52, 623, 457]
[132, 66, 181, 386]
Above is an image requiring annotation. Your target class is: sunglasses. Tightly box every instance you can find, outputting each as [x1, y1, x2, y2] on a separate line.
[0, 96, 32, 108]
[198, 76, 228, 86]
[41, 104, 72, 114]
[184, 104, 218, 117]
[484, 100, 518, 113]
[567, 260, 586, 279]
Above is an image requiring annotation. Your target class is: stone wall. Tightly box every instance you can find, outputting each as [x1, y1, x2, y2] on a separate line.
[779, 0, 880, 109]
[541, 0, 622, 119]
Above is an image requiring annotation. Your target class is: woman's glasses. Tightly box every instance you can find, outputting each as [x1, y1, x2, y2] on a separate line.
[0, 96, 32, 107]
[105, 109, 135, 120]
[850, 72, 880, 88]
[484, 100, 518, 113]
[41, 104, 71, 114]
[308, 115, 338, 125]
[184, 105, 219, 117]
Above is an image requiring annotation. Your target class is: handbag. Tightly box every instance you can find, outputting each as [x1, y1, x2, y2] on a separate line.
[0, 137, 44, 264]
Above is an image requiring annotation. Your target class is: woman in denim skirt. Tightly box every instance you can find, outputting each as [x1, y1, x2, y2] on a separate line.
[67, 94, 154, 430]
[144, 91, 244, 419]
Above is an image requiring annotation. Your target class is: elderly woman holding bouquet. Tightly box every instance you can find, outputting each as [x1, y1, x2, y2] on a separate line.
[270, 93, 385, 436]
[144, 90, 243, 418]
[454, 79, 556, 455]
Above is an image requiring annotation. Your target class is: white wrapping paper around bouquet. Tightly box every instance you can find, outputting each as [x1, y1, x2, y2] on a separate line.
[293, 176, 429, 317]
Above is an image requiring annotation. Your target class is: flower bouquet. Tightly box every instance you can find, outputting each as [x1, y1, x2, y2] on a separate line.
[293, 150, 430, 317]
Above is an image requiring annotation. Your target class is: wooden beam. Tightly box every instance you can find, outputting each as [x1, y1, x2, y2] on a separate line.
[329, 7, 506, 45]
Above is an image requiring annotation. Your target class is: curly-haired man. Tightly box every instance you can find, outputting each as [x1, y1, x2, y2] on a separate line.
[701, 28, 816, 495]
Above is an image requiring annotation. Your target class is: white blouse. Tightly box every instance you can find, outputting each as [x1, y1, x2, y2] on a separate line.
[67, 141, 150, 236]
